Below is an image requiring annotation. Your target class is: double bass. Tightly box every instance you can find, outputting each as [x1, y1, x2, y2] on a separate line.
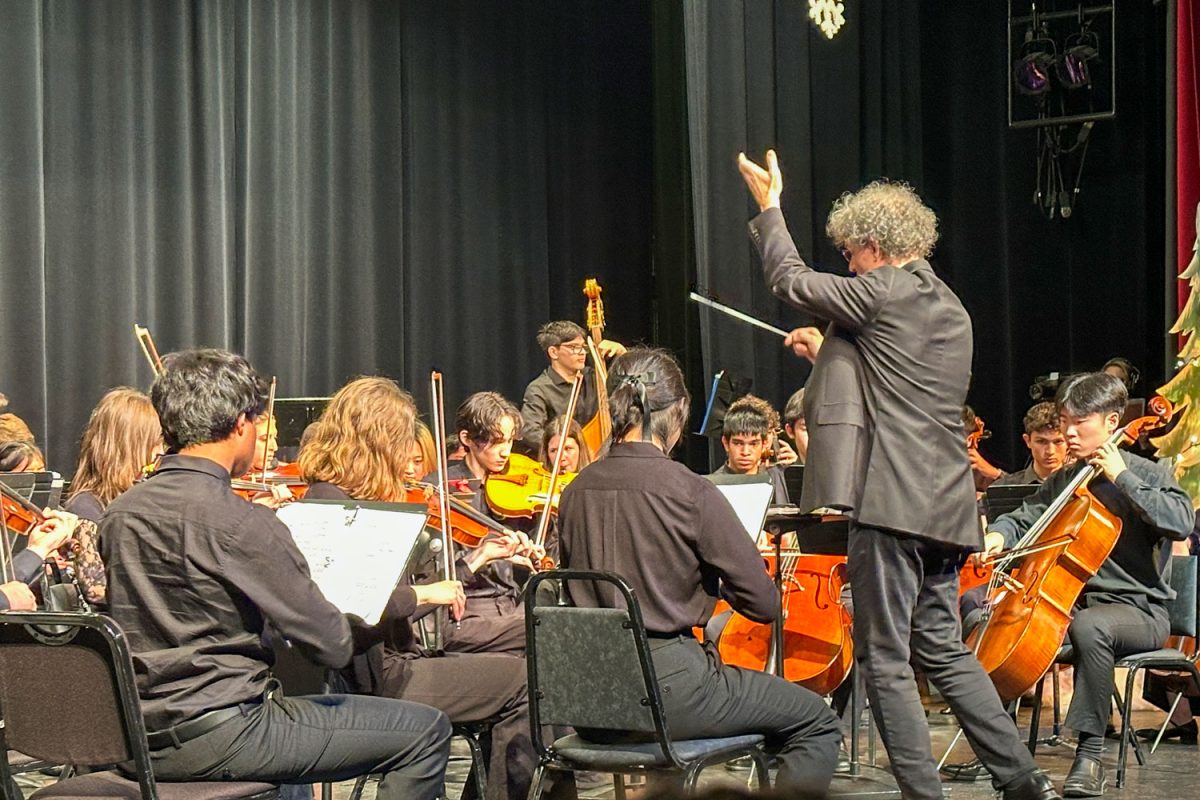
[579, 279, 612, 459]
[967, 398, 1172, 701]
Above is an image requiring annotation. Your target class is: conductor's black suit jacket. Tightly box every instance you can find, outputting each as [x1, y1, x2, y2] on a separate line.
[749, 207, 981, 550]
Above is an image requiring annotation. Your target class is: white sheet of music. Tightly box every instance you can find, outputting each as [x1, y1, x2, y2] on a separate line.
[713, 482, 775, 542]
[276, 501, 428, 625]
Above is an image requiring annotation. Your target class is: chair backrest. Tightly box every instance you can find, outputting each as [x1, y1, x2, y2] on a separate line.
[1164, 555, 1199, 640]
[0, 612, 157, 799]
[524, 570, 676, 763]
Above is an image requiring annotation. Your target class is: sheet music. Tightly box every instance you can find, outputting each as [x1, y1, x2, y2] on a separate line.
[276, 501, 428, 625]
[713, 482, 775, 542]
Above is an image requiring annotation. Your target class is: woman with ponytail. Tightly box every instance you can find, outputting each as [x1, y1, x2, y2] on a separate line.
[557, 347, 841, 798]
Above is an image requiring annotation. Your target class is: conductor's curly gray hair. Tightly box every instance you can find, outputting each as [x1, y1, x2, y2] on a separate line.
[825, 180, 939, 261]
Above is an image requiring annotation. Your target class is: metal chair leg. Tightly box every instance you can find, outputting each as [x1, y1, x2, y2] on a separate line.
[613, 773, 627, 800]
[682, 761, 705, 793]
[459, 730, 488, 799]
[750, 749, 772, 790]
[525, 764, 547, 800]
[1027, 675, 1046, 755]
[347, 775, 369, 800]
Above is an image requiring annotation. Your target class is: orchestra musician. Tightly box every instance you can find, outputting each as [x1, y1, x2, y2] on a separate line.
[991, 402, 1070, 488]
[436, 391, 542, 655]
[538, 414, 591, 474]
[99, 349, 451, 799]
[708, 394, 789, 504]
[782, 387, 808, 464]
[983, 373, 1193, 797]
[557, 347, 842, 798]
[518, 320, 625, 455]
[299, 376, 554, 800]
[64, 387, 164, 523]
[740, 151, 1058, 800]
[0, 440, 45, 472]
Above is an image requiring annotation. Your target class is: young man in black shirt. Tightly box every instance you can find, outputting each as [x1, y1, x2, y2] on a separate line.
[559, 348, 842, 798]
[437, 391, 542, 655]
[984, 373, 1194, 796]
[709, 394, 790, 504]
[518, 320, 625, 456]
[100, 349, 450, 799]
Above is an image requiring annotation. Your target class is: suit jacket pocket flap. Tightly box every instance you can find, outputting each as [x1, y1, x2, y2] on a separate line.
[814, 401, 865, 427]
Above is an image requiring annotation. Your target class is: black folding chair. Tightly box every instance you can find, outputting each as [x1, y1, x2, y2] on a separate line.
[1111, 555, 1200, 788]
[523, 570, 770, 799]
[0, 612, 278, 800]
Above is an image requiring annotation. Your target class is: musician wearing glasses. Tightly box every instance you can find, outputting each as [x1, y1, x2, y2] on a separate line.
[518, 320, 625, 456]
[740, 150, 1058, 800]
[984, 373, 1193, 797]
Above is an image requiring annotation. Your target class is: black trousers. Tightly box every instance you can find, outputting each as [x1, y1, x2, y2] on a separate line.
[848, 525, 1038, 800]
[378, 652, 536, 800]
[147, 692, 451, 800]
[1065, 598, 1169, 737]
[617, 635, 841, 797]
[444, 595, 526, 656]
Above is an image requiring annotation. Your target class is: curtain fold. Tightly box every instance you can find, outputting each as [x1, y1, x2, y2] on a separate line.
[681, 0, 923, 465]
[0, 0, 655, 472]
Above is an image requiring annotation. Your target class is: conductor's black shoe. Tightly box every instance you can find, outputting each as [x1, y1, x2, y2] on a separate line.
[1134, 720, 1198, 744]
[1062, 756, 1105, 798]
[1002, 769, 1061, 800]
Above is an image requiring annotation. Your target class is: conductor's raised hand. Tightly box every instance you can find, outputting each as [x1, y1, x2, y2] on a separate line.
[737, 150, 783, 212]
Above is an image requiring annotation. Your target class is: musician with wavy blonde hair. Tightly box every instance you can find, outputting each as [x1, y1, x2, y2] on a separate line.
[299, 377, 415, 502]
[302, 376, 552, 800]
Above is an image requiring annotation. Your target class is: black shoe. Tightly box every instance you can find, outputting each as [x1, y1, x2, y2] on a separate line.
[941, 758, 992, 783]
[1062, 756, 1105, 798]
[1003, 769, 1061, 800]
[1134, 720, 1198, 744]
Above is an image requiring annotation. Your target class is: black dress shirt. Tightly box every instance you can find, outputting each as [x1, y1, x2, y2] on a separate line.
[100, 454, 353, 732]
[519, 366, 598, 454]
[558, 441, 778, 634]
[991, 464, 1044, 487]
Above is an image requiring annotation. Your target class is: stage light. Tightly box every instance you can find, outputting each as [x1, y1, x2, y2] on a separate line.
[808, 0, 846, 40]
[1055, 31, 1099, 89]
[1012, 38, 1056, 96]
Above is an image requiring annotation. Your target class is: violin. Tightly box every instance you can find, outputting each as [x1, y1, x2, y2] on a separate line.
[484, 452, 577, 519]
[1, 479, 44, 536]
[579, 279, 612, 459]
[404, 481, 513, 550]
[967, 398, 1173, 701]
[232, 462, 310, 502]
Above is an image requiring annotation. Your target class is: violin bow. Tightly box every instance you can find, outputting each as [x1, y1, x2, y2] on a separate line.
[133, 324, 165, 378]
[533, 373, 584, 551]
[259, 377, 277, 485]
[428, 372, 458, 637]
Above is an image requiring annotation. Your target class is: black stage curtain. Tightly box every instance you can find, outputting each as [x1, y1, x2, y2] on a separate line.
[921, 1, 1168, 469]
[0, 1, 654, 472]
[677, 0, 923, 468]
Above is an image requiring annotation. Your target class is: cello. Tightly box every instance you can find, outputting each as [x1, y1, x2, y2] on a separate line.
[967, 398, 1173, 701]
[579, 279, 612, 458]
[707, 543, 854, 695]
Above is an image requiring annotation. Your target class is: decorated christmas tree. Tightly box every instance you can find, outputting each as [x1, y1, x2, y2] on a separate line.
[1153, 203, 1200, 506]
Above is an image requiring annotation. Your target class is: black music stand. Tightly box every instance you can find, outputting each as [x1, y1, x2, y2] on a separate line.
[984, 483, 1040, 521]
[273, 397, 330, 460]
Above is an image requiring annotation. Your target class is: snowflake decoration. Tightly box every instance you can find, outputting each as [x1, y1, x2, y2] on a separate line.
[808, 0, 846, 40]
